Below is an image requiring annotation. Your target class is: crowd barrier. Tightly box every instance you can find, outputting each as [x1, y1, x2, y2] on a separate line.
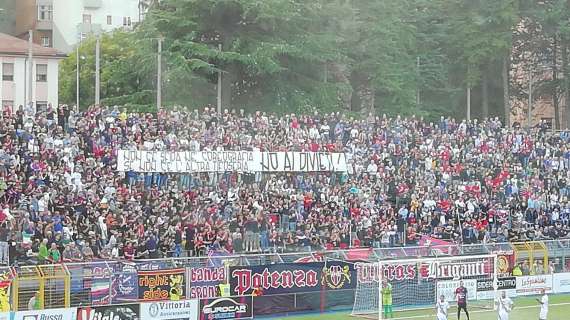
[0, 272, 568, 320]
[0, 240, 569, 314]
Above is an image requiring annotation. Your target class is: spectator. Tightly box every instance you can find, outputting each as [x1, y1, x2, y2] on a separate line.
[0, 105, 567, 265]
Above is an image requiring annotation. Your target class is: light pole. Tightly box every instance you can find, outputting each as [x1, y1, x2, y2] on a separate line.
[76, 45, 80, 108]
[27, 30, 33, 110]
[217, 44, 222, 114]
[95, 36, 101, 105]
[76, 47, 86, 109]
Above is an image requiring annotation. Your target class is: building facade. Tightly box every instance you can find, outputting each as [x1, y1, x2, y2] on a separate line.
[3, 0, 146, 53]
[0, 33, 65, 110]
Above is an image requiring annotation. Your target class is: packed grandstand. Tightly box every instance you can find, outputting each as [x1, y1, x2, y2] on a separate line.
[0, 103, 569, 268]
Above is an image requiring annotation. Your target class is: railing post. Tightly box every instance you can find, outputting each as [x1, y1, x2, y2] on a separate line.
[63, 264, 70, 308]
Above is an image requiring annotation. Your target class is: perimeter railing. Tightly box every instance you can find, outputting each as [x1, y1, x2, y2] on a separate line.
[3, 239, 570, 311]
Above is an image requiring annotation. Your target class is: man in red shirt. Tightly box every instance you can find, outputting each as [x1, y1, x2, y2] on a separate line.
[455, 280, 470, 320]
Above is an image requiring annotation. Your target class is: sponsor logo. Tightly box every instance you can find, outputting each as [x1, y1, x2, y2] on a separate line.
[202, 297, 252, 320]
[420, 261, 488, 280]
[22, 316, 63, 320]
[497, 256, 510, 273]
[355, 263, 416, 283]
[231, 268, 318, 296]
[77, 305, 139, 320]
[477, 277, 516, 291]
[148, 303, 159, 317]
[321, 265, 351, 289]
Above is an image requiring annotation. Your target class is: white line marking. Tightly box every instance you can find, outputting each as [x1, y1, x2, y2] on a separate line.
[389, 302, 570, 320]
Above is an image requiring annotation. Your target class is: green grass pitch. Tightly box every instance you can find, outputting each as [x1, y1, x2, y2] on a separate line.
[277, 294, 570, 320]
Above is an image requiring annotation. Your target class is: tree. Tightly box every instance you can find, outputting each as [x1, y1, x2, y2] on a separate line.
[59, 31, 156, 110]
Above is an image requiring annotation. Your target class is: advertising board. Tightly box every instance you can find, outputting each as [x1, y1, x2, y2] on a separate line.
[15, 308, 77, 320]
[140, 300, 199, 320]
[199, 297, 253, 320]
[515, 275, 553, 296]
[476, 277, 517, 300]
[553, 272, 570, 293]
[436, 279, 477, 302]
[77, 304, 140, 320]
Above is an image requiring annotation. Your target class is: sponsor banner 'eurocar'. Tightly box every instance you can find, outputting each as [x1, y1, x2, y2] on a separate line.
[15, 308, 76, 320]
[199, 296, 253, 320]
[436, 279, 477, 302]
[140, 300, 199, 320]
[476, 277, 517, 300]
[516, 275, 553, 296]
[553, 272, 570, 293]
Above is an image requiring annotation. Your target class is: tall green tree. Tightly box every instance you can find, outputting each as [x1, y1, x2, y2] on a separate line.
[59, 31, 156, 110]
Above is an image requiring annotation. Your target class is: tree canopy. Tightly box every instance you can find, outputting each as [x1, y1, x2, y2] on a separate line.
[58, 0, 570, 126]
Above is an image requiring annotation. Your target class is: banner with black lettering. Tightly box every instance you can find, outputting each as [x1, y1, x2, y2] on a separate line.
[188, 267, 226, 299]
[229, 261, 355, 296]
[138, 268, 186, 301]
[117, 150, 348, 173]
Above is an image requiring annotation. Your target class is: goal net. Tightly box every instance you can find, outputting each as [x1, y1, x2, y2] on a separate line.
[351, 254, 498, 319]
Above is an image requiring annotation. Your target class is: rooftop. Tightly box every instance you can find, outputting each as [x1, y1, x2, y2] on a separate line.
[0, 33, 66, 58]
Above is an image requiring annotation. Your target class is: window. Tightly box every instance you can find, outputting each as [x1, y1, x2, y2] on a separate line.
[2, 101, 13, 110]
[107, 15, 112, 25]
[123, 17, 127, 26]
[36, 101, 48, 111]
[128, 17, 131, 26]
[36, 64, 48, 82]
[540, 118, 553, 129]
[83, 14, 91, 24]
[38, 5, 53, 21]
[41, 36, 50, 47]
[2, 63, 13, 81]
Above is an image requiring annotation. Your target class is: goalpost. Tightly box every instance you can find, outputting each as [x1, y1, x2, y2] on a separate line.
[351, 254, 498, 320]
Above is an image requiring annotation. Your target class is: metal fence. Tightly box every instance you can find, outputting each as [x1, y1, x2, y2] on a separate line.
[4, 239, 570, 311]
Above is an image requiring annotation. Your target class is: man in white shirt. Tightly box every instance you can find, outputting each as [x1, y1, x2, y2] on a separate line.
[496, 291, 513, 320]
[536, 288, 548, 320]
[436, 294, 449, 320]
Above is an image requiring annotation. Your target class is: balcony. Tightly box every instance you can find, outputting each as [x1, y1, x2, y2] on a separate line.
[77, 22, 102, 35]
[83, 0, 102, 8]
[36, 20, 53, 31]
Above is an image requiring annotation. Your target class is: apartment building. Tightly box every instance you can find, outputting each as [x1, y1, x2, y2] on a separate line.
[0, 32, 65, 110]
[3, 0, 146, 53]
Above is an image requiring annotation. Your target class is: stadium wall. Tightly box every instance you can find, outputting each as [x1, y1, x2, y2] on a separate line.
[1, 240, 569, 317]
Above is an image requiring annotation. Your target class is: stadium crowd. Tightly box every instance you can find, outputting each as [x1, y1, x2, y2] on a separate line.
[0, 103, 569, 265]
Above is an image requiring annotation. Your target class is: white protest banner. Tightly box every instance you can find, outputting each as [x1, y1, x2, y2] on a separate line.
[553, 272, 570, 293]
[116, 150, 348, 173]
[436, 279, 477, 302]
[515, 275, 553, 296]
[140, 300, 199, 320]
